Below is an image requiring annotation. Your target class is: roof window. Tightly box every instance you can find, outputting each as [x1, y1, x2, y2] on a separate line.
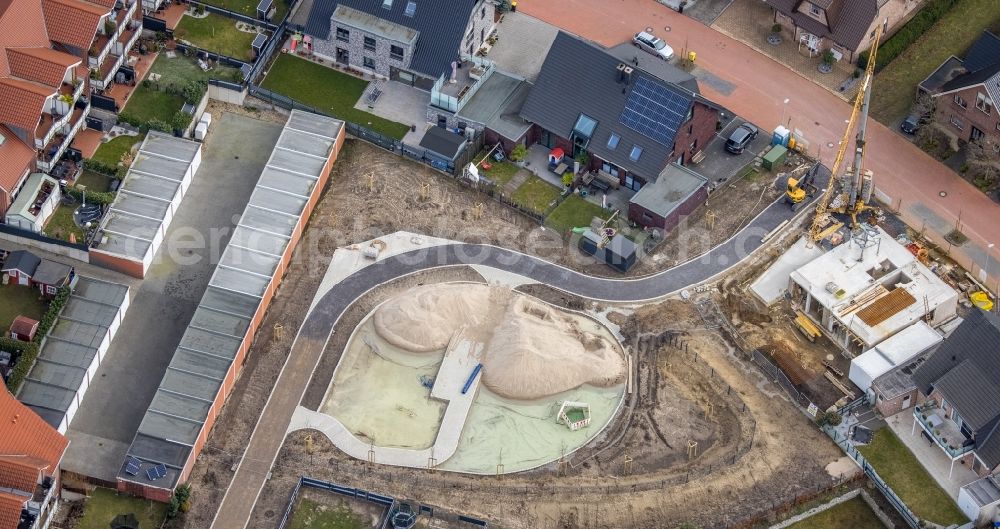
[573, 114, 597, 139]
[404, 1, 416, 16]
[607, 132, 620, 150]
[630, 145, 643, 161]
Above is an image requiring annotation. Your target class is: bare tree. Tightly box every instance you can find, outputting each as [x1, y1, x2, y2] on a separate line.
[911, 91, 937, 124]
[967, 138, 997, 186]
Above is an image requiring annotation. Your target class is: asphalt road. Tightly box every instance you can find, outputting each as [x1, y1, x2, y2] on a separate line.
[211, 165, 829, 529]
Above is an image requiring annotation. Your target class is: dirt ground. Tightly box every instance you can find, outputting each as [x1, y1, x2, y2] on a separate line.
[174, 139, 843, 529]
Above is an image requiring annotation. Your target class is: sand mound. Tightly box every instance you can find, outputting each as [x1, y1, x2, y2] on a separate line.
[481, 297, 625, 400]
[373, 284, 492, 352]
[372, 283, 625, 399]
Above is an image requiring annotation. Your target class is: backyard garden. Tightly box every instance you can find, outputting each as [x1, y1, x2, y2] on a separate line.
[858, 429, 968, 526]
[74, 488, 167, 529]
[786, 495, 885, 529]
[199, 0, 290, 21]
[174, 12, 261, 62]
[0, 283, 48, 336]
[260, 53, 411, 139]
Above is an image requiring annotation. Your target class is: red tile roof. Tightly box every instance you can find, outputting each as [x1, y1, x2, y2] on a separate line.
[87, 0, 118, 9]
[0, 491, 28, 529]
[0, 77, 53, 132]
[0, 379, 68, 480]
[9, 316, 38, 339]
[0, 455, 44, 493]
[6, 47, 80, 88]
[0, 125, 33, 196]
[42, 0, 109, 51]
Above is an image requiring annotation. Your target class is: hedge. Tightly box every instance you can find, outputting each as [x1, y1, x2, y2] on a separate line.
[83, 159, 119, 176]
[65, 185, 117, 206]
[3, 286, 70, 393]
[858, 0, 958, 71]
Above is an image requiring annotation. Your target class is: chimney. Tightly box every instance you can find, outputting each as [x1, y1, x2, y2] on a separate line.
[616, 62, 627, 83]
[622, 66, 634, 85]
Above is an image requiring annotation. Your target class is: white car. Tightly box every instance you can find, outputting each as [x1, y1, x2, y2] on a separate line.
[632, 31, 674, 61]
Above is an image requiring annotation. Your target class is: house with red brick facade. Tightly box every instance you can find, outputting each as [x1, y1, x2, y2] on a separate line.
[922, 31, 1000, 155]
[519, 31, 720, 199]
[909, 310, 1000, 480]
[0, 379, 70, 529]
[0, 0, 141, 219]
[765, 0, 925, 63]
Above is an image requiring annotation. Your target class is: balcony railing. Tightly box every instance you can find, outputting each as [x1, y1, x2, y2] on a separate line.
[37, 102, 90, 172]
[92, 27, 139, 90]
[914, 406, 975, 459]
[88, 0, 137, 69]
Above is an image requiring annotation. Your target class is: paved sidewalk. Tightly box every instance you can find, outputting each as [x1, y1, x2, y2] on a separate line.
[517, 0, 1000, 289]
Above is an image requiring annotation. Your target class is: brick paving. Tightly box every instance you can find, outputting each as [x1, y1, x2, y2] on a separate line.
[517, 0, 1000, 288]
[712, 0, 859, 101]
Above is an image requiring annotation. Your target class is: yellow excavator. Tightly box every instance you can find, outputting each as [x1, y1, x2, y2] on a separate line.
[799, 24, 884, 241]
[785, 163, 820, 210]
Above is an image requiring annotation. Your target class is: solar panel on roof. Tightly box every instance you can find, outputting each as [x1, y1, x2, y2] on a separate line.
[124, 456, 141, 476]
[145, 463, 167, 481]
[619, 77, 689, 146]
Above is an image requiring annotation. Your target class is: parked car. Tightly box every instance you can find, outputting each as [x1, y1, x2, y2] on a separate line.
[725, 123, 759, 154]
[632, 31, 674, 61]
[900, 114, 920, 135]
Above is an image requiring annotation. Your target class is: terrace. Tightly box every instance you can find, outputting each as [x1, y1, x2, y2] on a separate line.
[38, 103, 91, 173]
[36, 79, 86, 149]
[90, 26, 141, 91]
[913, 402, 975, 461]
[430, 55, 495, 114]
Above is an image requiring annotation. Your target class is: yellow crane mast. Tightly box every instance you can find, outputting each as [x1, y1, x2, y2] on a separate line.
[810, 24, 883, 241]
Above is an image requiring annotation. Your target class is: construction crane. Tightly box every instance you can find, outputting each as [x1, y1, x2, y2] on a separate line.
[809, 24, 884, 242]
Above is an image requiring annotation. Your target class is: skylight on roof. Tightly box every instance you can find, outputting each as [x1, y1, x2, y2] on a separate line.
[573, 114, 597, 139]
[630, 145, 642, 161]
[404, 0, 416, 16]
[607, 132, 620, 150]
[382, 0, 392, 8]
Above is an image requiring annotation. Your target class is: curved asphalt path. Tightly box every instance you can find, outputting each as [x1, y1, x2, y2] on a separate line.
[211, 166, 830, 529]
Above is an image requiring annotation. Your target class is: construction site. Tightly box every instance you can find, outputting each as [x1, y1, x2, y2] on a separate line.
[172, 25, 995, 529]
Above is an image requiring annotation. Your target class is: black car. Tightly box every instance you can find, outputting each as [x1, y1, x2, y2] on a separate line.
[900, 115, 920, 135]
[725, 123, 759, 154]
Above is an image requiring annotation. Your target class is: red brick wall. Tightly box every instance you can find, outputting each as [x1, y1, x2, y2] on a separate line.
[670, 102, 719, 166]
[934, 86, 1000, 149]
[88, 250, 146, 278]
[874, 388, 920, 417]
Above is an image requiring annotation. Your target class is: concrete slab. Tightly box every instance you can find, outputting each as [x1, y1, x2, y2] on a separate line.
[62, 430, 131, 483]
[353, 80, 429, 144]
[484, 12, 558, 82]
[750, 236, 823, 304]
[689, 118, 771, 186]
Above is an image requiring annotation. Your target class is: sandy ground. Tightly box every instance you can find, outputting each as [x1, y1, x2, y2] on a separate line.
[173, 141, 844, 529]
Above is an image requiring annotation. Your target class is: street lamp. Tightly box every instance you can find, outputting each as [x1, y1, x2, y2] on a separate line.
[780, 98, 790, 128]
[986, 242, 995, 288]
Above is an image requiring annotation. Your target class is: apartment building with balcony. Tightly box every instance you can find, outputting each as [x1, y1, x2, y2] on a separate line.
[0, 379, 70, 529]
[0, 0, 141, 220]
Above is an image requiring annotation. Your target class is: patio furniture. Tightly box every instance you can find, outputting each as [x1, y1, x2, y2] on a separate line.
[552, 162, 568, 176]
[594, 170, 620, 190]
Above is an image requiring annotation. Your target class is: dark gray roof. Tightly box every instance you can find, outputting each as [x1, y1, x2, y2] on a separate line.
[939, 62, 1000, 94]
[629, 162, 706, 216]
[520, 32, 698, 182]
[304, 0, 478, 78]
[606, 43, 699, 94]
[920, 56, 965, 93]
[765, 0, 878, 52]
[1, 250, 40, 275]
[913, 310, 1000, 467]
[419, 126, 467, 160]
[32, 259, 73, 286]
[964, 31, 1000, 73]
[456, 71, 531, 141]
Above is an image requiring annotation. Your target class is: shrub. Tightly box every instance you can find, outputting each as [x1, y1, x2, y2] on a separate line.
[182, 79, 206, 105]
[818, 411, 843, 427]
[562, 173, 574, 186]
[771, 24, 782, 34]
[83, 158, 119, 177]
[857, 0, 958, 71]
[171, 110, 192, 132]
[145, 119, 172, 133]
[510, 144, 527, 162]
[65, 185, 117, 205]
[0, 338, 39, 394]
[822, 50, 835, 65]
[168, 484, 192, 518]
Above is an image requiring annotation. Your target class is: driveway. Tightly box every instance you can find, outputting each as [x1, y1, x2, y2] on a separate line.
[61, 113, 284, 482]
[690, 119, 771, 186]
[518, 0, 1000, 287]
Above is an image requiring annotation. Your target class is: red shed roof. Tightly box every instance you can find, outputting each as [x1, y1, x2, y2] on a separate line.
[9, 316, 38, 339]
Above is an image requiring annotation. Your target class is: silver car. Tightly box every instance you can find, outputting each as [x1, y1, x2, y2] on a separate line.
[632, 31, 674, 61]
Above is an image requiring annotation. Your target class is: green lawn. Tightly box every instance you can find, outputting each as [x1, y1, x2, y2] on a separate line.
[511, 175, 562, 213]
[198, 0, 290, 20]
[787, 496, 884, 529]
[546, 194, 611, 235]
[148, 53, 243, 90]
[43, 204, 87, 243]
[261, 54, 411, 139]
[0, 284, 47, 334]
[858, 429, 968, 526]
[121, 84, 185, 124]
[90, 135, 144, 170]
[289, 499, 365, 529]
[481, 160, 519, 186]
[76, 170, 114, 192]
[870, 0, 1000, 125]
[77, 488, 167, 529]
[175, 13, 259, 62]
